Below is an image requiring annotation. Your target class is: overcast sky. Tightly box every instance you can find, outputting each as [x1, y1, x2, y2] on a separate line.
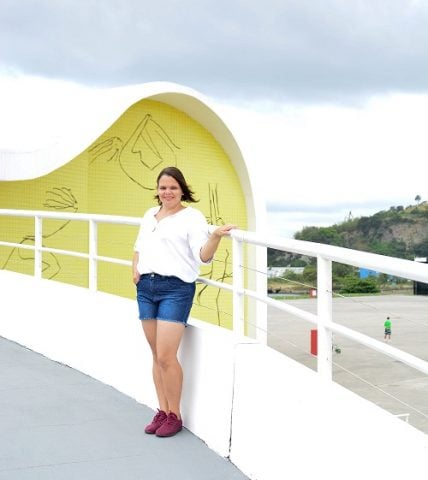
[1, 0, 428, 236]
[1, 0, 428, 101]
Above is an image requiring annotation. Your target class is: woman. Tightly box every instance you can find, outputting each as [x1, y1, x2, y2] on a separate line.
[132, 166, 235, 437]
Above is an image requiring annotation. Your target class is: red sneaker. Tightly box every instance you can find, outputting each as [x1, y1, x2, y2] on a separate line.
[155, 412, 183, 437]
[144, 409, 167, 434]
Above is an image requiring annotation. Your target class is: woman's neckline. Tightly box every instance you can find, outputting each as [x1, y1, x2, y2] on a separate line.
[154, 204, 187, 221]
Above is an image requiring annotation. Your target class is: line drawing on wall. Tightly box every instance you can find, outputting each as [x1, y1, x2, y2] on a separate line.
[89, 113, 233, 324]
[1, 187, 78, 279]
[197, 183, 233, 325]
[1, 110, 239, 326]
[89, 113, 180, 190]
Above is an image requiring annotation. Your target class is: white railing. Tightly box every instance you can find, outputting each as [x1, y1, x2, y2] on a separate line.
[1, 209, 428, 381]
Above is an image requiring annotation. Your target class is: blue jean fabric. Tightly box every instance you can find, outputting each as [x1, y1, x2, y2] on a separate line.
[136, 273, 196, 325]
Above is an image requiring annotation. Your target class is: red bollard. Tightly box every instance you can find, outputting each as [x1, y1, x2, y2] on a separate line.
[310, 329, 318, 356]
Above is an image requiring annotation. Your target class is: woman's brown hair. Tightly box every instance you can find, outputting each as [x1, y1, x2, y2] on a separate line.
[155, 166, 198, 204]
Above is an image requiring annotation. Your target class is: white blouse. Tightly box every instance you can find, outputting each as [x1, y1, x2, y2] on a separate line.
[134, 206, 212, 282]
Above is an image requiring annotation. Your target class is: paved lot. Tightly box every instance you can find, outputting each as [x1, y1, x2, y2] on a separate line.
[0, 337, 248, 480]
[268, 294, 428, 434]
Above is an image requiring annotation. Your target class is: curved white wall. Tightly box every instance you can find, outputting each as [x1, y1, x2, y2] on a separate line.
[1, 270, 427, 480]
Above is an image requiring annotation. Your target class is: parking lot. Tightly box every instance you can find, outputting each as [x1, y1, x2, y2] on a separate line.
[267, 294, 428, 434]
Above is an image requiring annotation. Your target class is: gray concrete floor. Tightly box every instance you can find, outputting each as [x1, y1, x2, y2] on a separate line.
[0, 337, 248, 480]
[267, 294, 428, 434]
[2, 294, 426, 479]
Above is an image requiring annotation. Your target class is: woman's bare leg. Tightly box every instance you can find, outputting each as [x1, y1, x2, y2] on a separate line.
[141, 320, 169, 413]
[155, 320, 185, 418]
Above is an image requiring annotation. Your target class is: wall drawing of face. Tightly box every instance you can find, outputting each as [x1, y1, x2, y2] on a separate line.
[89, 114, 180, 190]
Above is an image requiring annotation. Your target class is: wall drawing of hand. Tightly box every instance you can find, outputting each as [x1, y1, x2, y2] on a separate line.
[43, 186, 78, 214]
[89, 137, 122, 163]
[1, 187, 78, 279]
[89, 114, 180, 190]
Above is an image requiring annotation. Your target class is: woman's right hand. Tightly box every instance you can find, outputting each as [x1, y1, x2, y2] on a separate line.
[133, 271, 141, 284]
[132, 252, 140, 284]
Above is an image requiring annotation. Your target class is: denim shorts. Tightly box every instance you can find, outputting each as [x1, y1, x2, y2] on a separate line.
[136, 273, 196, 325]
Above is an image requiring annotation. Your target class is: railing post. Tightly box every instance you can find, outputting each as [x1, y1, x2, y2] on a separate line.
[317, 255, 333, 379]
[232, 235, 244, 336]
[34, 215, 42, 278]
[89, 219, 97, 291]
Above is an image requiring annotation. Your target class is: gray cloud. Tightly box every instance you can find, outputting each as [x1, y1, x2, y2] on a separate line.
[1, 0, 427, 102]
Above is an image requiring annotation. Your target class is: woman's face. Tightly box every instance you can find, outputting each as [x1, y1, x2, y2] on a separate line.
[157, 174, 183, 209]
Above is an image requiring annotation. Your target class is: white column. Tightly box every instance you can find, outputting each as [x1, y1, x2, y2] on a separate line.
[255, 244, 267, 344]
[316, 255, 333, 379]
[232, 236, 245, 336]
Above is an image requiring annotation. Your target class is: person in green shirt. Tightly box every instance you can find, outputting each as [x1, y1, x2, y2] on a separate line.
[384, 316, 392, 341]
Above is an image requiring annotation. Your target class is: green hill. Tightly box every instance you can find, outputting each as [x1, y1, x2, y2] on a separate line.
[268, 201, 428, 267]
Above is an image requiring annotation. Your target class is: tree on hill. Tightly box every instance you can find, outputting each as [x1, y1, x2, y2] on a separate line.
[294, 226, 344, 246]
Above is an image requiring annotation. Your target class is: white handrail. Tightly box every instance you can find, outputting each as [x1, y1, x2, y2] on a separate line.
[0, 208, 141, 225]
[231, 229, 428, 284]
[1, 209, 428, 379]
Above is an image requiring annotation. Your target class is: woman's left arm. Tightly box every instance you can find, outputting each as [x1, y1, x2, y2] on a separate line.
[199, 224, 236, 263]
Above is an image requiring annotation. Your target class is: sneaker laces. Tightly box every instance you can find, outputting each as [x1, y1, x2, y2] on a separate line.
[153, 410, 166, 422]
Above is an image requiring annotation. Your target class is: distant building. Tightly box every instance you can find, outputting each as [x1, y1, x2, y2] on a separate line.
[267, 267, 305, 278]
[414, 257, 428, 295]
[359, 268, 379, 279]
